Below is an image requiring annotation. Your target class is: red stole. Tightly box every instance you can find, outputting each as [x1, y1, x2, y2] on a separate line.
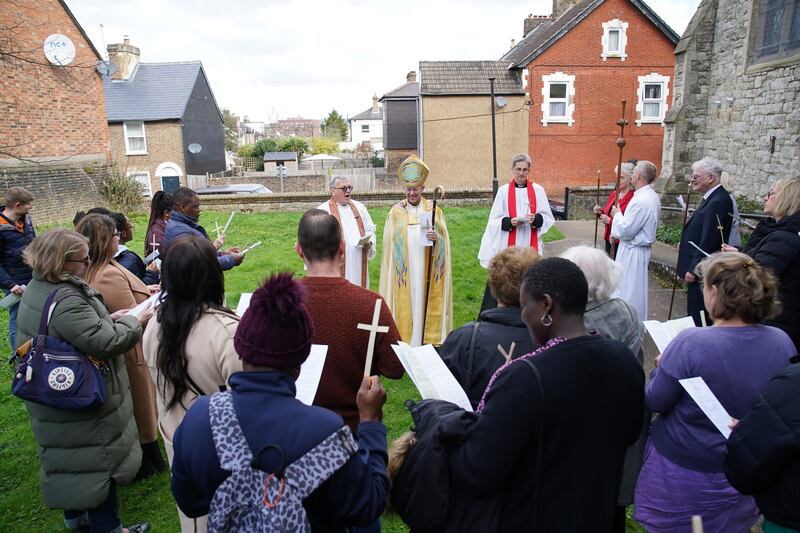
[507, 180, 538, 249]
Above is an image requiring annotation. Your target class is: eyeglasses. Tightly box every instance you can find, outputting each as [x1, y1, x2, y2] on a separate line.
[66, 256, 91, 265]
[333, 186, 353, 192]
[765, 190, 775, 199]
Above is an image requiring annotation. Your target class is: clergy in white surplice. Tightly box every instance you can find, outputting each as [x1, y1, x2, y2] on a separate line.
[379, 155, 453, 347]
[318, 176, 376, 287]
[478, 154, 554, 267]
[610, 160, 662, 323]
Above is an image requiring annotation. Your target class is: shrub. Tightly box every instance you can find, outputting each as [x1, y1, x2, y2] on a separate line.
[656, 222, 682, 245]
[100, 172, 144, 214]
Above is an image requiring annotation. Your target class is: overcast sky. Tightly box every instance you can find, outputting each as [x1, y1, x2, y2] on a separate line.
[66, 0, 700, 123]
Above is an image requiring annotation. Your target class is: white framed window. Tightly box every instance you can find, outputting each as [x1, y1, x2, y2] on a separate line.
[635, 73, 670, 125]
[123, 121, 147, 155]
[602, 19, 629, 61]
[361, 124, 370, 133]
[541, 72, 575, 126]
[127, 171, 152, 196]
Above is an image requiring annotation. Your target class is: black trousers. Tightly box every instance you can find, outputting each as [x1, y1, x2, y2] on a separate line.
[686, 281, 710, 326]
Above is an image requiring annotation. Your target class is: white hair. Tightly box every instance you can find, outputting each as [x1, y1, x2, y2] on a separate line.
[620, 162, 635, 178]
[692, 157, 724, 181]
[328, 175, 348, 189]
[511, 154, 531, 169]
[560, 245, 621, 302]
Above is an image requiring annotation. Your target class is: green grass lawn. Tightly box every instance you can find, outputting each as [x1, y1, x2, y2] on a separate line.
[1, 205, 649, 533]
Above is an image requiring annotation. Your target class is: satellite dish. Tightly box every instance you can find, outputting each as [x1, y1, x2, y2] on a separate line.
[95, 60, 117, 77]
[496, 96, 507, 109]
[188, 143, 202, 154]
[43, 34, 76, 66]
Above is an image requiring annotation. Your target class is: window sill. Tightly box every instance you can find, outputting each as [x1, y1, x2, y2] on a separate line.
[635, 119, 665, 126]
[746, 53, 800, 74]
[125, 152, 149, 156]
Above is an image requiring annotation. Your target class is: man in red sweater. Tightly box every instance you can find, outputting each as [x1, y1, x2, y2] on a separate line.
[297, 209, 404, 432]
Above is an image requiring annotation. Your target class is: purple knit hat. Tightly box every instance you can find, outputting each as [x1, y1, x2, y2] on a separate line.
[234, 272, 315, 368]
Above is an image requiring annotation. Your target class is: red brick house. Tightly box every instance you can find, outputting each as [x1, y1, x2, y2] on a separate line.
[0, 0, 112, 223]
[502, 0, 679, 195]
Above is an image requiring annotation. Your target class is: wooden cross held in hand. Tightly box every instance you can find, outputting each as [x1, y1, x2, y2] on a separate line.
[214, 221, 223, 238]
[497, 342, 516, 363]
[358, 299, 390, 379]
[149, 234, 160, 251]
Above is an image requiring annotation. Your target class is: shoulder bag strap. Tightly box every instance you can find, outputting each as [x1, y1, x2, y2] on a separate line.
[466, 320, 481, 386]
[519, 357, 544, 529]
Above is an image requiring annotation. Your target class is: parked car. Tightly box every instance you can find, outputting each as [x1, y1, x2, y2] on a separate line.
[195, 184, 272, 195]
[550, 199, 566, 220]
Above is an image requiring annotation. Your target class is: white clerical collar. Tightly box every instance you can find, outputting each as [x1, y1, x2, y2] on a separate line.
[704, 183, 722, 200]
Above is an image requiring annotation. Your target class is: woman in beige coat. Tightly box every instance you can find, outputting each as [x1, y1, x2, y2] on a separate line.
[76, 214, 165, 480]
[142, 235, 241, 532]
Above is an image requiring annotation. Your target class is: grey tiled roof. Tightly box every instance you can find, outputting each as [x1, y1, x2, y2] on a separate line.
[500, 0, 679, 68]
[104, 62, 206, 121]
[350, 107, 382, 121]
[263, 152, 297, 161]
[419, 61, 523, 95]
[380, 82, 419, 100]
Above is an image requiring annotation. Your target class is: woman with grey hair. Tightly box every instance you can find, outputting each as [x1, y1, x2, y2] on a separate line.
[560, 245, 643, 357]
[560, 244, 646, 533]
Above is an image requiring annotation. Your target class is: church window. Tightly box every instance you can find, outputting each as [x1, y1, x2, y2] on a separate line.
[750, 0, 800, 64]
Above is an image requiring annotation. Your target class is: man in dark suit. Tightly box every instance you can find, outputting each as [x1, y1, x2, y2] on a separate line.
[677, 157, 734, 326]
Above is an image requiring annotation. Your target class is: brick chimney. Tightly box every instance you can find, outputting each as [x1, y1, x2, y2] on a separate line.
[372, 94, 379, 113]
[524, 14, 552, 37]
[406, 71, 417, 83]
[552, 0, 582, 19]
[107, 35, 140, 80]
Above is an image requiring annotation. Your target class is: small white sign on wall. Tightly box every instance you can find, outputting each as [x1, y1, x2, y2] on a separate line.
[43, 34, 76, 66]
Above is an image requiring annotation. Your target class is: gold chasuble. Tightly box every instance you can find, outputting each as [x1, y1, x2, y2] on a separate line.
[378, 197, 453, 346]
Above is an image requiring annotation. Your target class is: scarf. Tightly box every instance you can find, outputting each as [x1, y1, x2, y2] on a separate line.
[328, 198, 367, 287]
[507, 179, 538, 250]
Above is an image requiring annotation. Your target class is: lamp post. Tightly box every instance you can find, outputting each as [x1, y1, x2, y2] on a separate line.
[489, 77, 498, 199]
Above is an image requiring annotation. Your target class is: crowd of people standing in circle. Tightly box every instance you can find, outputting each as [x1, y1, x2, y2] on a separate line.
[2, 158, 798, 533]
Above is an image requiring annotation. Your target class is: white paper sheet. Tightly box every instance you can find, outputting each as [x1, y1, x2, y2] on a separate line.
[0, 291, 22, 309]
[357, 232, 374, 246]
[677, 195, 686, 210]
[644, 316, 695, 354]
[419, 212, 433, 247]
[295, 344, 328, 405]
[679, 377, 732, 438]
[143, 250, 160, 264]
[125, 291, 163, 318]
[391, 342, 473, 411]
[235, 293, 253, 317]
[241, 241, 262, 255]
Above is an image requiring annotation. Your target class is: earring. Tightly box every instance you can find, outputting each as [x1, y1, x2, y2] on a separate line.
[540, 313, 553, 327]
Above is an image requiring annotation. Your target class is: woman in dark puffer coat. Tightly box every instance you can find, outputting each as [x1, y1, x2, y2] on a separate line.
[724, 358, 800, 533]
[725, 177, 800, 351]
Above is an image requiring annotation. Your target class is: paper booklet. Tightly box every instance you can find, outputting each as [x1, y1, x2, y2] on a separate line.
[419, 212, 433, 247]
[679, 377, 732, 438]
[391, 342, 473, 411]
[125, 291, 163, 318]
[0, 291, 22, 309]
[235, 293, 253, 317]
[643, 316, 695, 354]
[295, 344, 328, 405]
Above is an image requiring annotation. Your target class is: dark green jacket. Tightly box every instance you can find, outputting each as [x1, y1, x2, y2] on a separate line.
[16, 273, 143, 510]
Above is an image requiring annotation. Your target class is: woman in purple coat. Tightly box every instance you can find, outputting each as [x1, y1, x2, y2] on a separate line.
[634, 252, 795, 532]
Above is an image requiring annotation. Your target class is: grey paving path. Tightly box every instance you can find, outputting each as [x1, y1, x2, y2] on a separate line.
[544, 220, 687, 373]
